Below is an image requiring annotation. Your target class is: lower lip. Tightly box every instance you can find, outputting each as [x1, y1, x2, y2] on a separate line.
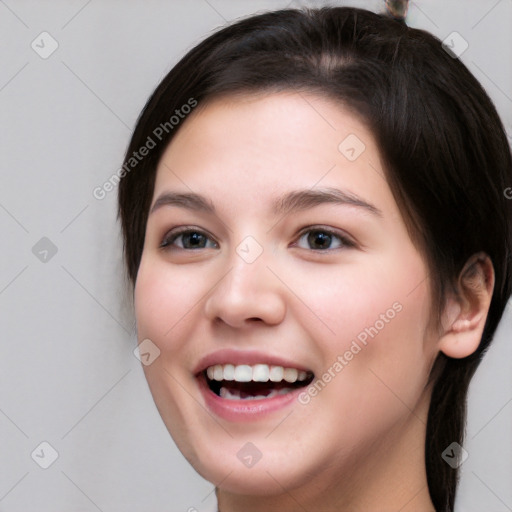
[197, 373, 306, 422]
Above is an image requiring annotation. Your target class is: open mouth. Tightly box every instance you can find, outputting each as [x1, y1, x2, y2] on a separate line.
[202, 364, 314, 401]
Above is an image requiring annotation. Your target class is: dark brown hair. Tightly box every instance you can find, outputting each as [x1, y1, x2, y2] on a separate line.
[118, 7, 512, 510]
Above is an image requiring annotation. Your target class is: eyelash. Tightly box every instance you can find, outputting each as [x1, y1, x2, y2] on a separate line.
[159, 226, 218, 250]
[159, 226, 356, 252]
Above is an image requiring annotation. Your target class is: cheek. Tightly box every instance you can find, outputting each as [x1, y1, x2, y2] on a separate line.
[133, 257, 206, 451]
[134, 257, 203, 343]
[300, 248, 429, 338]
[299, 248, 433, 400]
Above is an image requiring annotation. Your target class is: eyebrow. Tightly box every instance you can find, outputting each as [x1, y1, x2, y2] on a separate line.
[150, 192, 215, 215]
[150, 188, 382, 217]
[272, 187, 382, 217]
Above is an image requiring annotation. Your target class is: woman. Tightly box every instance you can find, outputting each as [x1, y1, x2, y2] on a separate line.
[118, 6, 512, 511]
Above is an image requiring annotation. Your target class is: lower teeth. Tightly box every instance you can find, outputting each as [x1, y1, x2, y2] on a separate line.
[219, 386, 294, 400]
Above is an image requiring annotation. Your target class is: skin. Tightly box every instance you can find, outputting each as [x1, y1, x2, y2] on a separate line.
[134, 91, 494, 512]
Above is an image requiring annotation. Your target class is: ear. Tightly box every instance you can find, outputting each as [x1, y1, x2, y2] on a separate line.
[438, 253, 495, 359]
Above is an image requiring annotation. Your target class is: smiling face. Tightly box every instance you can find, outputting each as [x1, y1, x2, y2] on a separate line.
[134, 91, 439, 509]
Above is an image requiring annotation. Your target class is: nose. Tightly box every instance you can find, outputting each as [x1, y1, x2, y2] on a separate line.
[203, 253, 287, 328]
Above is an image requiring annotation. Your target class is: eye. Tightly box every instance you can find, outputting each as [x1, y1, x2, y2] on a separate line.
[160, 228, 218, 250]
[293, 227, 354, 251]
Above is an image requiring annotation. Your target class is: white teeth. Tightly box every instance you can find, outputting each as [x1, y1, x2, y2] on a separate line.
[219, 387, 240, 400]
[213, 364, 224, 381]
[205, 363, 311, 383]
[283, 368, 298, 383]
[223, 363, 235, 381]
[233, 365, 252, 382]
[269, 365, 284, 382]
[252, 364, 270, 382]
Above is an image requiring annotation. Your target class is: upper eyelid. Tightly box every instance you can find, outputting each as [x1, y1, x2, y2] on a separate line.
[295, 225, 356, 244]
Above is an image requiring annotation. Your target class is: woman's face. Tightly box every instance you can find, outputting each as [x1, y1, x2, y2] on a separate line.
[134, 92, 439, 501]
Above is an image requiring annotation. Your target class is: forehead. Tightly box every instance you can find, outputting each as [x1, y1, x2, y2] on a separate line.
[159, 91, 371, 166]
[152, 91, 396, 217]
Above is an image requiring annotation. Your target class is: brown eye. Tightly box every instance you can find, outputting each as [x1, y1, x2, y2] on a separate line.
[307, 231, 333, 250]
[295, 228, 353, 251]
[161, 229, 218, 250]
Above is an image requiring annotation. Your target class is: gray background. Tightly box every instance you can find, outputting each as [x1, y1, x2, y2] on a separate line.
[0, 0, 511, 511]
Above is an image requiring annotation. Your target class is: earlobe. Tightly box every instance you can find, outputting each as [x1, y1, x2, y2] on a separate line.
[438, 253, 495, 359]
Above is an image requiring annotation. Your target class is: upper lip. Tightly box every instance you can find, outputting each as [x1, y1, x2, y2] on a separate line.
[193, 348, 313, 376]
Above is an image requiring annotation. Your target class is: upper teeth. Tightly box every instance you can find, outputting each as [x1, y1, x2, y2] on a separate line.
[206, 364, 309, 383]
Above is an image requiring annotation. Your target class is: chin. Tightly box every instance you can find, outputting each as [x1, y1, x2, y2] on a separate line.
[197, 459, 303, 496]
